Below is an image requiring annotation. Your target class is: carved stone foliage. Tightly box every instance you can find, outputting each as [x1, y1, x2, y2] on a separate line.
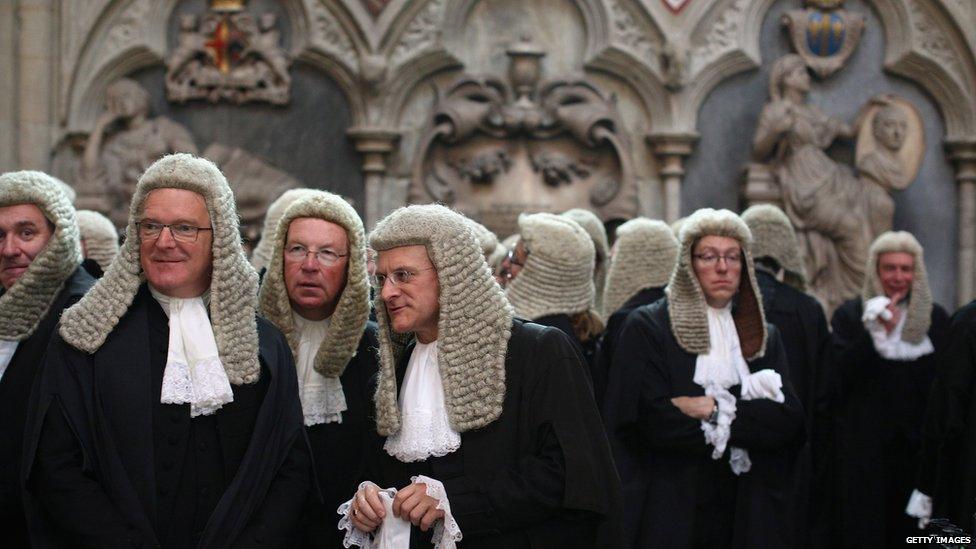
[165, 2, 292, 105]
[781, 0, 865, 78]
[391, 0, 445, 68]
[410, 38, 636, 236]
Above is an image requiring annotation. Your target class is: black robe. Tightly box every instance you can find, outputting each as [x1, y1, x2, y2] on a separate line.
[917, 301, 976, 534]
[22, 285, 312, 548]
[594, 286, 665, 410]
[755, 271, 832, 546]
[365, 319, 621, 548]
[603, 298, 804, 548]
[300, 324, 380, 548]
[0, 266, 94, 547]
[532, 314, 599, 371]
[830, 298, 949, 547]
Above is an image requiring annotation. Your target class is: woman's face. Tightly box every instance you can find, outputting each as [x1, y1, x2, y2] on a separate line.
[783, 65, 811, 95]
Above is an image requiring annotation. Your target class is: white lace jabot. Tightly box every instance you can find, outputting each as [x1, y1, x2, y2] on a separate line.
[694, 305, 783, 475]
[293, 312, 347, 426]
[150, 286, 234, 417]
[862, 296, 934, 361]
[383, 340, 461, 462]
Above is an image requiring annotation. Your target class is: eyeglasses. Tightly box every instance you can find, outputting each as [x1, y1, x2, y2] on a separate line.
[285, 244, 348, 267]
[506, 248, 529, 268]
[692, 253, 742, 267]
[137, 221, 213, 242]
[369, 267, 435, 289]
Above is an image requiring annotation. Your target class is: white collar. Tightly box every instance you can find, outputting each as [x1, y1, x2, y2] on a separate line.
[292, 311, 347, 426]
[150, 285, 233, 417]
[383, 340, 461, 462]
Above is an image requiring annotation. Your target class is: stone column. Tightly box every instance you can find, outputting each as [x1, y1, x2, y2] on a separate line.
[0, 0, 19, 171]
[347, 127, 399, 229]
[647, 132, 698, 223]
[17, 0, 57, 170]
[948, 139, 976, 306]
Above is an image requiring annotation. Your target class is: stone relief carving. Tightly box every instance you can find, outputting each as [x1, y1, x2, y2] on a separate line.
[390, 0, 445, 68]
[410, 37, 636, 236]
[907, 0, 965, 89]
[609, 0, 659, 64]
[749, 54, 925, 315]
[306, 0, 359, 72]
[781, 0, 865, 78]
[688, 0, 748, 76]
[165, 2, 292, 106]
[104, 0, 152, 55]
[855, 94, 925, 237]
[77, 78, 198, 226]
[361, 0, 393, 19]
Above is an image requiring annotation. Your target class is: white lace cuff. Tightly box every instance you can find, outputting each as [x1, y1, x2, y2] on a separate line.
[337, 481, 404, 548]
[905, 489, 932, 529]
[412, 475, 463, 549]
[701, 385, 737, 459]
[729, 447, 752, 475]
[160, 356, 234, 417]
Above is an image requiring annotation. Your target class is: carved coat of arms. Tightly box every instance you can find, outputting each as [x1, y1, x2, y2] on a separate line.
[165, 0, 291, 105]
[410, 39, 637, 237]
[782, 0, 865, 78]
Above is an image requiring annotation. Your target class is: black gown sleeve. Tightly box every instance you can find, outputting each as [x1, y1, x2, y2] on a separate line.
[31, 399, 143, 548]
[440, 326, 614, 537]
[615, 311, 705, 453]
[730, 329, 805, 451]
[830, 301, 878, 398]
[234, 433, 312, 547]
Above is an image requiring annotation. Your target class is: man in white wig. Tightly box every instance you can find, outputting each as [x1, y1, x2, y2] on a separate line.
[831, 230, 948, 547]
[562, 208, 609, 318]
[341, 204, 620, 548]
[603, 208, 804, 548]
[250, 187, 317, 274]
[0, 171, 95, 546]
[76, 209, 119, 277]
[257, 189, 378, 547]
[23, 154, 312, 548]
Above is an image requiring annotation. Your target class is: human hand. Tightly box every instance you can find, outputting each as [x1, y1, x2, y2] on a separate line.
[350, 482, 386, 533]
[882, 290, 907, 334]
[671, 395, 716, 420]
[393, 482, 445, 532]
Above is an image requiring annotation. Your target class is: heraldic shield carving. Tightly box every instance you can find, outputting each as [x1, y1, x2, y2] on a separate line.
[165, 0, 291, 105]
[782, 0, 865, 78]
[410, 38, 637, 237]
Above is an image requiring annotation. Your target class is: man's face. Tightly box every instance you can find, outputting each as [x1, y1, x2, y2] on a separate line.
[691, 235, 742, 308]
[375, 245, 440, 342]
[0, 203, 54, 289]
[283, 217, 349, 321]
[877, 251, 915, 301]
[139, 188, 213, 298]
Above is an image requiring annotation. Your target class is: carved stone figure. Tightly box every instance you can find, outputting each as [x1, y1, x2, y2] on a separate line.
[855, 95, 925, 237]
[752, 54, 867, 314]
[411, 38, 636, 236]
[78, 78, 198, 226]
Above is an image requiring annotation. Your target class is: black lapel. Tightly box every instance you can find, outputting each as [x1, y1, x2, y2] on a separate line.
[395, 342, 415, 392]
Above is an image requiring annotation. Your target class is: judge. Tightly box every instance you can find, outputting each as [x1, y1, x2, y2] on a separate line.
[0, 171, 95, 547]
[341, 204, 620, 548]
[604, 208, 804, 548]
[595, 218, 677, 408]
[504, 212, 603, 365]
[831, 231, 949, 546]
[76, 209, 119, 278]
[742, 204, 832, 546]
[23, 154, 312, 548]
[257, 190, 379, 547]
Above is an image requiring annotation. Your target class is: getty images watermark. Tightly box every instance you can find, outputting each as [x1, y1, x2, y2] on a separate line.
[906, 534, 972, 544]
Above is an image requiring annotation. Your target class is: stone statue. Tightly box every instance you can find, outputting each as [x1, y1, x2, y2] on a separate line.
[79, 78, 198, 226]
[752, 54, 867, 314]
[855, 95, 925, 238]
